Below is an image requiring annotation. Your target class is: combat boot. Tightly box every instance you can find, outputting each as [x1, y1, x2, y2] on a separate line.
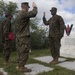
[17, 66, 32, 72]
[0, 72, 4, 75]
[49, 58, 58, 64]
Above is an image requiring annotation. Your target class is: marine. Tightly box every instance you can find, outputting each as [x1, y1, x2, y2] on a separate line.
[43, 7, 65, 64]
[1, 13, 12, 65]
[15, 2, 38, 72]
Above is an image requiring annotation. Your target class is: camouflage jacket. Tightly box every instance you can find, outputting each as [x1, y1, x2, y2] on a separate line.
[43, 15, 65, 38]
[1, 18, 12, 41]
[1, 18, 11, 41]
[15, 7, 37, 37]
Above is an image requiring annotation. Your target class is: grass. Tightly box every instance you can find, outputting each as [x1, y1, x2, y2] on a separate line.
[0, 49, 75, 75]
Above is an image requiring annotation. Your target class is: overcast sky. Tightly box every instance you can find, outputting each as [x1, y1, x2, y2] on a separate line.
[4, 0, 75, 34]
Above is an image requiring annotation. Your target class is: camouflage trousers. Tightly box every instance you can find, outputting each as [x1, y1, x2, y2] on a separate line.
[16, 36, 30, 67]
[3, 40, 11, 62]
[49, 37, 61, 59]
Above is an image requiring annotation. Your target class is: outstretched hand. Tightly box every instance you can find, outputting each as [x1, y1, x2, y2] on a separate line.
[32, 2, 36, 7]
[43, 12, 45, 17]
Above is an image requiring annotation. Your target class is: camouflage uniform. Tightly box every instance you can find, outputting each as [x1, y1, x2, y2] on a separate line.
[15, 7, 37, 67]
[1, 18, 12, 62]
[43, 14, 64, 59]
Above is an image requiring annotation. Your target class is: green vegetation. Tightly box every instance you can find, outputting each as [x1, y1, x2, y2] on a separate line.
[0, 0, 17, 16]
[0, 49, 75, 75]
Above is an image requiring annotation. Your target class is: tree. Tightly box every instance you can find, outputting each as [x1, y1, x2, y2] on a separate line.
[30, 18, 49, 50]
[0, 0, 6, 15]
[0, 0, 17, 16]
[5, 1, 17, 15]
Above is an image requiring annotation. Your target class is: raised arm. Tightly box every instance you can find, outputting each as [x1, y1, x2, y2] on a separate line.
[43, 12, 49, 25]
[23, 2, 38, 18]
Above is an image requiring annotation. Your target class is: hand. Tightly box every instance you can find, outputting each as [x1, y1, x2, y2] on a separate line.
[43, 12, 45, 17]
[32, 2, 36, 7]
